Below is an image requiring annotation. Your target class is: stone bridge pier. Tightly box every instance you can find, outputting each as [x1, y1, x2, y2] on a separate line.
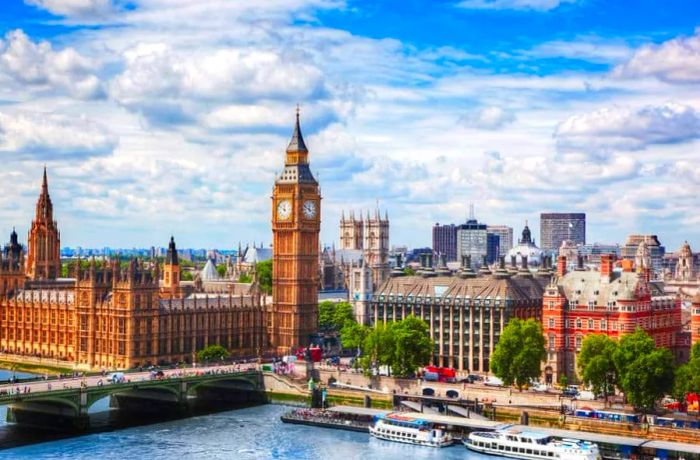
[3, 371, 265, 431]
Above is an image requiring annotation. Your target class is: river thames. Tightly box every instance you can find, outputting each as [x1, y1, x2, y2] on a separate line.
[0, 403, 495, 459]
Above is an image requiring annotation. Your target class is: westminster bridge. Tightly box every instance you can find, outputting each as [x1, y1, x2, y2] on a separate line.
[0, 366, 270, 430]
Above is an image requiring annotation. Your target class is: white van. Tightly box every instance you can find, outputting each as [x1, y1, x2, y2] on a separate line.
[577, 390, 596, 401]
[484, 376, 504, 387]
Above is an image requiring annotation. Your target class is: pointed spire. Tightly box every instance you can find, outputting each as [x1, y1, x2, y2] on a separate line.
[286, 105, 308, 153]
[42, 165, 48, 193]
[166, 235, 178, 266]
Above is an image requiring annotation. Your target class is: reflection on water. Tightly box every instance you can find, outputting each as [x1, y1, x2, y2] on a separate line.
[0, 404, 496, 459]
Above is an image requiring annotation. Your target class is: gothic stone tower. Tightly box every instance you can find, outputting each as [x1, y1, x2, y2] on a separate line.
[27, 167, 61, 280]
[161, 236, 181, 297]
[364, 209, 390, 288]
[340, 211, 363, 250]
[271, 112, 321, 352]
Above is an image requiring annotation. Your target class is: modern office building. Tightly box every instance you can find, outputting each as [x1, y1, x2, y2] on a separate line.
[456, 219, 500, 268]
[432, 223, 458, 262]
[487, 225, 513, 258]
[370, 255, 546, 372]
[539, 213, 586, 252]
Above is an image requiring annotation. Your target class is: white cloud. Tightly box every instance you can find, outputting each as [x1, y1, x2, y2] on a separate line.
[460, 106, 516, 130]
[456, 0, 577, 11]
[0, 111, 117, 157]
[613, 29, 700, 84]
[24, 0, 117, 18]
[0, 30, 103, 99]
[554, 103, 700, 152]
[110, 44, 328, 125]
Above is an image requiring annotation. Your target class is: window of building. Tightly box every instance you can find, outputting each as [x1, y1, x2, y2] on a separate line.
[588, 319, 594, 329]
[548, 334, 555, 349]
[575, 335, 582, 349]
[576, 318, 582, 328]
[548, 318, 555, 328]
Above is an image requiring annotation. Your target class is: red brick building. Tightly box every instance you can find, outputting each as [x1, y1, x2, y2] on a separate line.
[542, 254, 682, 384]
[691, 292, 700, 346]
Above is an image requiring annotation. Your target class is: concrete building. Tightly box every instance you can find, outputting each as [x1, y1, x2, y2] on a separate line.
[456, 219, 499, 268]
[370, 254, 546, 373]
[539, 213, 586, 252]
[432, 223, 458, 262]
[621, 234, 665, 278]
[542, 254, 682, 384]
[487, 225, 513, 258]
[579, 243, 621, 265]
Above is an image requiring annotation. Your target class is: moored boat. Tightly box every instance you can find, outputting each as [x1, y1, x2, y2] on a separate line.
[465, 428, 601, 460]
[369, 413, 453, 447]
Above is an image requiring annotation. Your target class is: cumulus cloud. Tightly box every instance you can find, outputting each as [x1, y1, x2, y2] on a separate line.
[613, 29, 700, 83]
[0, 30, 103, 99]
[24, 0, 117, 18]
[554, 103, 700, 152]
[110, 44, 328, 125]
[460, 106, 516, 130]
[456, 0, 577, 11]
[0, 111, 117, 158]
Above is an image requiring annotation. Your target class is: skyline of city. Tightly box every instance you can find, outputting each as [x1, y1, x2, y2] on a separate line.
[0, 1, 698, 250]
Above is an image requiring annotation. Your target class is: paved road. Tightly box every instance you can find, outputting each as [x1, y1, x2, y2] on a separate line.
[0, 363, 259, 396]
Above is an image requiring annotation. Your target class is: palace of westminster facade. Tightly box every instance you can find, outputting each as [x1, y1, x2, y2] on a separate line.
[0, 114, 319, 369]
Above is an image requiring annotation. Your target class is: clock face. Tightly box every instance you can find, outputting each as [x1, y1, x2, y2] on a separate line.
[303, 200, 317, 219]
[277, 200, 292, 220]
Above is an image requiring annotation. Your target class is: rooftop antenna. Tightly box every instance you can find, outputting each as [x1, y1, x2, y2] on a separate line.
[469, 202, 475, 221]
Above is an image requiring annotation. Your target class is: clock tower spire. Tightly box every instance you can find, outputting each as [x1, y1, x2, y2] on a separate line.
[271, 109, 321, 352]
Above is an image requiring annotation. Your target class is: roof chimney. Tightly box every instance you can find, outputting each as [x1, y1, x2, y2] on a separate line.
[557, 256, 567, 277]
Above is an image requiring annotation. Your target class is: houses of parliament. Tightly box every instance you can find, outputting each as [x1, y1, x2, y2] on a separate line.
[0, 114, 319, 369]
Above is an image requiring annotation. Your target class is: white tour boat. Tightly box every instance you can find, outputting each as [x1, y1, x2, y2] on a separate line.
[465, 428, 601, 460]
[369, 413, 454, 447]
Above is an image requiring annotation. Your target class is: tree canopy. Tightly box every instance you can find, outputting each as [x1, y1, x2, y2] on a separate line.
[340, 315, 433, 378]
[319, 301, 355, 331]
[673, 342, 700, 401]
[578, 334, 618, 402]
[196, 344, 229, 363]
[256, 260, 272, 294]
[490, 318, 546, 390]
[613, 328, 675, 411]
[392, 315, 434, 377]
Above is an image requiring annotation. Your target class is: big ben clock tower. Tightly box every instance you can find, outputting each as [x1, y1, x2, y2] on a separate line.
[271, 110, 321, 352]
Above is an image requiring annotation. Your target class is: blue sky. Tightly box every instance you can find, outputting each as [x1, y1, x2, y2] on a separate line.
[0, 0, 699, 252]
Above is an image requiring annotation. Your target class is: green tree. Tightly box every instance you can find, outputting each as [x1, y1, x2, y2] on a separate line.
[238, 273, 252, 283]
[196, 344, 229, 363]
[332, 301, 355, 330]
[318, 301, 356, 331]
[318, 300, 336, 331]
[181, 270, 194, 281]
[613, 328, 675, 411]
[256, 260, 272, 294]
[403, 267, 416, 276]
[340, 322, 370, 350]
[391, 315, 433, 378]
[216, 264, 227, 278]
[490, 318, 546, 390]
[578, 334, 619, 404]
[362, 322, 396, 376]
[673, 342, 700, 401]
[558, 374, 568, 389]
